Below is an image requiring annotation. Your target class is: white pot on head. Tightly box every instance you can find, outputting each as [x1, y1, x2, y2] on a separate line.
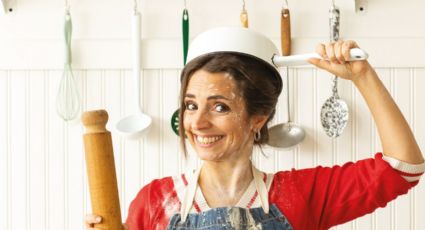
[186, 26, 368, 68]
[186, 26, 280, 71]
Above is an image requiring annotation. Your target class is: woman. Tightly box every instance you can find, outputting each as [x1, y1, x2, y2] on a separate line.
[86, 27, 424, 229]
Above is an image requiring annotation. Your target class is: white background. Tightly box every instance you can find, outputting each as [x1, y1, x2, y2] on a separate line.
[1, 0, 425, 229]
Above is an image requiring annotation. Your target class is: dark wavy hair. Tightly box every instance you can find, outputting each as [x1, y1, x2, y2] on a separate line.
[178, 53, 283, 156]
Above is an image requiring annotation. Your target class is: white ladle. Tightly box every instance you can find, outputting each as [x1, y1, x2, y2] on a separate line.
[116, 12, 152, 139]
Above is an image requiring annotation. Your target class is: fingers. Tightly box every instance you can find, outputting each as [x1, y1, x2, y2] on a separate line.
[315, 43, 327, 59]
[334, 41, 344, 64]
[85, 214, 102, 229]
[308, 57, 333, 73]
[314, 40, 359, 64]
[342, 40, 358, 61]
[325, 42, 337, 63]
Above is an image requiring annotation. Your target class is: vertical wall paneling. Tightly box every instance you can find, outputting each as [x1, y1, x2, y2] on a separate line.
[82, 69, 92, 219]
[294, 69, 300, 169]
[390, 68, 396, 230]
[394, 69, 413, 230]
[372, 68, 392, 230]
[334, 76, 355, 230]
[297, 68, 315, 168]
[312, 69, 318, 167]
[143, 69, 161, 185]
[104, 69, 125, 219]
[10, 71, 28, 230]
[121, 69, 141, 218]
[28, 71, 46, 230]
[316, 70, 334, 167]
[354, 70, 374, 229]
[409, 68, 415, 230]
[159, 70, 164, 178]
[47, 70, 65, 229]
[0, 71, 9, 230]
[118, 69, 126, 217]
[1, 67, 424, 229]
[161, 70, 181, 177]
[67, 69, 85, 230]
[274, 68, 294, 172]
[414, 69, 425, 230]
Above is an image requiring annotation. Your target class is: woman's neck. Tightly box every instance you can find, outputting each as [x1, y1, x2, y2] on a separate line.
[198, 158, 253, 207]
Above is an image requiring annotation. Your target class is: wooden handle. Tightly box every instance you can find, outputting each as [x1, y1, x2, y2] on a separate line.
[240, 9, 249, 28]
[280, 8, 291, 56]
[82, 110, 123, 230]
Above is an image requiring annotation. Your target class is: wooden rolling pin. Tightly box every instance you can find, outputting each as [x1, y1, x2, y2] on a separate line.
[82, 110, 123, 230]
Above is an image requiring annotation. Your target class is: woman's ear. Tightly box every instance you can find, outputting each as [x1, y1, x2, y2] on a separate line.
[250, 115, 269, 131]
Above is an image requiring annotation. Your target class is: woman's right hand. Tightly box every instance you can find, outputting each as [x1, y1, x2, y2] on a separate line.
[308, 40, 373, 82]
[85, 214, 129, 230]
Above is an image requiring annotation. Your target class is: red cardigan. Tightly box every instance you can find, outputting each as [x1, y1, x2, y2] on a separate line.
[126, 153, 419, 230]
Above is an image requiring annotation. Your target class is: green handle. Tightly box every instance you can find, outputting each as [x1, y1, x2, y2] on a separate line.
[182, 9, 189, 65]
[64, 11, 72, 65]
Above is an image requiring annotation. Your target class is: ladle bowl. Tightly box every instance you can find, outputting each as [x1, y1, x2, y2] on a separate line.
[268, 122, 305, 149]
[116, 113, 152, 139]
[116, 12, 152, 140]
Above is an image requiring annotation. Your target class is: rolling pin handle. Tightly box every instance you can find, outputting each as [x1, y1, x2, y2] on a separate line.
[82, 110, 108, 133]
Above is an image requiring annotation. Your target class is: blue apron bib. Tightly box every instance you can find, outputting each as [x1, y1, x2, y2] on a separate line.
[166, 164, 293, 229]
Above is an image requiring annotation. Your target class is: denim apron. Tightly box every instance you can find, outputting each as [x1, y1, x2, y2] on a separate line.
[167, 165, 293, 229]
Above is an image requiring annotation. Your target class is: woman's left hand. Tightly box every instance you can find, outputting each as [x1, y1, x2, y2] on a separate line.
[308, 40, 373, 82]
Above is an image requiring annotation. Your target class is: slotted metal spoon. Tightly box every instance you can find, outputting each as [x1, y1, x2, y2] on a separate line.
[320, 3, 349, 138]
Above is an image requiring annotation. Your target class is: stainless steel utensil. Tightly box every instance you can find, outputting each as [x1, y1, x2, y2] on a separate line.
[320, 4, 349, 138]
[267, 5, 306, 148]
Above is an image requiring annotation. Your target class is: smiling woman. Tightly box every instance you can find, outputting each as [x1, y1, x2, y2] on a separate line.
[85, 27, 425, 230]
[179, 53, 283, 157]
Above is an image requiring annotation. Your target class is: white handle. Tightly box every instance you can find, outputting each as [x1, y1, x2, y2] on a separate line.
[273, 48, 368, 67]
[132, 12, 141, 112]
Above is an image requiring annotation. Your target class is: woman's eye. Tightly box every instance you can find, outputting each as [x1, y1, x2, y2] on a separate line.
[215, 104, 230, 113]
[185, 102, 197, 111]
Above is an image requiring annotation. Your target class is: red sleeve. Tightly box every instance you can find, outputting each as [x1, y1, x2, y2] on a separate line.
[271, 153, 418, 230]
[125, 177, 178, 230]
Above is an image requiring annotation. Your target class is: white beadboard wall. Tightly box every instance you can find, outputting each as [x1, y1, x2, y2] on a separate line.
[1, 0, 425, 230]
[1, 68, 424, 230]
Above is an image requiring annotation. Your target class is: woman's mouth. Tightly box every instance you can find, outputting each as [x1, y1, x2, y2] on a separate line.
[195, 135, 224, 146]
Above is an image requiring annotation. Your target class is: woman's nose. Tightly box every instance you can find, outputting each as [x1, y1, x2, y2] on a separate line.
[191, 110, 211, 130]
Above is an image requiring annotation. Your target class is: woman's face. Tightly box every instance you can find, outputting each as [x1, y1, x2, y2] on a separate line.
[183, 69, 265, 162]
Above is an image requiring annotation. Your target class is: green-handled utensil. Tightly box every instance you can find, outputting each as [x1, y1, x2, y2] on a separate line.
[171, 7, 189, 136]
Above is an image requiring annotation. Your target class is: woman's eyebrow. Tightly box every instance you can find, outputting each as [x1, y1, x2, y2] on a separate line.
[207, 95, 230, 101]
[184, 94, 230, 101]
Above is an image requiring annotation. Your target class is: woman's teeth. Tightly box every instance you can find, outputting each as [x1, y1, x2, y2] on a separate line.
[196, 135, 223, 145]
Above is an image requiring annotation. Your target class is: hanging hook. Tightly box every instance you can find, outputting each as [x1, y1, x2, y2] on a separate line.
[332, 0, 336, 8]
[133, 0, 139, 14]
[184, 0, 187, 10]
[65, 0, 70, 12]
[240, 0, 248, 27]
[283, 0, 289, 9]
